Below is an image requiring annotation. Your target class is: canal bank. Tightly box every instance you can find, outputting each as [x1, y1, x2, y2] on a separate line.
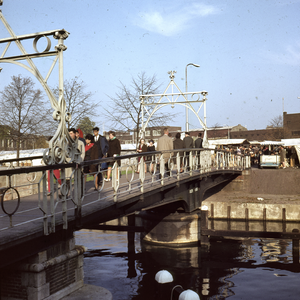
[202, 168, 300, 222]
[61, 284, 112, 300]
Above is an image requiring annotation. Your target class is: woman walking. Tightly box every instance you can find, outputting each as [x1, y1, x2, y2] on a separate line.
[84, 133, 99, 190]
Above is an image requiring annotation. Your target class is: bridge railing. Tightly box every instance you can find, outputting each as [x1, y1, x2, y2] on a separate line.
[0, 149, 250, 235]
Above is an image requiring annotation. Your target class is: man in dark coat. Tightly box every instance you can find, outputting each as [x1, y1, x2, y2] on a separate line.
[105, 131, 121, 181]
[93, 127, 109, 159]
[194, 132, 203, 169]
[183, 132, 194, 170]
[93, 127, 109, 184]
[173, 132, 184, 172]
[194, 132, 203, 149]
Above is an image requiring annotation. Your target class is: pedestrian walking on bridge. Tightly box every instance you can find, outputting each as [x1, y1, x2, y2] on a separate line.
[157, 128, 173, 177]
[105, 131, 121, 181]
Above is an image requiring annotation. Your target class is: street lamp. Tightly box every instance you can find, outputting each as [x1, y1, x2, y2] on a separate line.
[223, 124, 230, 139]
[185, 63, 200, 131]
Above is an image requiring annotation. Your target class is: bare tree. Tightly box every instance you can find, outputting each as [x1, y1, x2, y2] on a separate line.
[104, 72, 176, 144]
[52, 77, 98, 129]
[268, 115, 284, 140]
[210, 123, 222, 139]
[268, 115, 283, 128]
[0, 75, 53, 158]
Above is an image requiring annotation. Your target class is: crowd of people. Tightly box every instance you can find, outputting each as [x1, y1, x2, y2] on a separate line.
[48, 127, 298, 193]
[215, 144, 299, 169]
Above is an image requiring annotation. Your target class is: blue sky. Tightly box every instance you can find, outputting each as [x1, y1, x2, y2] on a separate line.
[0, 0, 299, 132]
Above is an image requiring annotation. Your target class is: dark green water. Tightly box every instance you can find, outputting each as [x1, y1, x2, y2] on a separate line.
[75, 230, 300, 300]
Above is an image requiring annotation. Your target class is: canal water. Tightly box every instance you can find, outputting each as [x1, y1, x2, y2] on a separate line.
[75, 229, 300, 300]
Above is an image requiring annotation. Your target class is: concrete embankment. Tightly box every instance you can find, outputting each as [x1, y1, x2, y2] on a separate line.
[62, 284, 112, 300]
[202, 168, 300, 222]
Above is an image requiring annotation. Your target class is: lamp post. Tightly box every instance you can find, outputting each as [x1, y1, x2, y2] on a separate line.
[223, 124, 230, 139]
[185, 63, 200, 132]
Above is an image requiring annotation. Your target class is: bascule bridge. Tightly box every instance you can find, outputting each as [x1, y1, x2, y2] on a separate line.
[0, 3, 251, 299]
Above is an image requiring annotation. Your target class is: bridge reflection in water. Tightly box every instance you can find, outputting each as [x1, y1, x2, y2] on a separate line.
[76, 221, 300, 300]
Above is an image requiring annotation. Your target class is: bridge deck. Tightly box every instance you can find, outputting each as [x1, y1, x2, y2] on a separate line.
[0, 148, 249, 267]
[0, 168, 241, 252]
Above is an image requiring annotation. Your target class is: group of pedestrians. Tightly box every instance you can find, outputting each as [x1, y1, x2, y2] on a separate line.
[48, 127, 122, 193]
[137, 129, 203, 176]
[81, 128, 203, 182]
[83, 127, 121, 188]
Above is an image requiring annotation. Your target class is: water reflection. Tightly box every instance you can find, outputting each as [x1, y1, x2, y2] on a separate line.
[75, 230, 300, 300]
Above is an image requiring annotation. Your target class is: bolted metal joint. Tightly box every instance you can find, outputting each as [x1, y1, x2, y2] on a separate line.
[55, 44, 67, 51]
[168, 70, 176, 80]
[53, 30, 69, 40]
[201, 91, 208, 97]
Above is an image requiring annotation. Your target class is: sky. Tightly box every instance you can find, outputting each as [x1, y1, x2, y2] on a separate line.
[0, 0, 299, 133]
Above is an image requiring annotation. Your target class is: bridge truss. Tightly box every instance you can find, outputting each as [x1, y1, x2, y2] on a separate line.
[0, 3, 80, 165]
[140, 70, 209, 145]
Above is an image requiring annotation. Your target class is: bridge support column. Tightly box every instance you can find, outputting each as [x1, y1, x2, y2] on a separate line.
[0, 238, 86, 300]
[140, 210, 202, 246]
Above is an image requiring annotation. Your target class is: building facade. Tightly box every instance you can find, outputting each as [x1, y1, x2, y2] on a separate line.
[283, 112, 300, 138]
[104, 126, 182, 145]
[230, 128, 280, 141]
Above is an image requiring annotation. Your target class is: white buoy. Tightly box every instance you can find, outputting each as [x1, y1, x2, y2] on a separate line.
[155, 270, 173, 284]
[179, 289, 200, 300]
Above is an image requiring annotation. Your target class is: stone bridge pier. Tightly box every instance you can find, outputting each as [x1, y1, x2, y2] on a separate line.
[136, 172, 240, 247]
[0, 234, 86, 300]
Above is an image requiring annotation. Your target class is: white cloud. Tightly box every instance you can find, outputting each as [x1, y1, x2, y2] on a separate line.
[186, 3, 218, 17]
[263, 42, 300, 66]
[134, 3, 219, 37]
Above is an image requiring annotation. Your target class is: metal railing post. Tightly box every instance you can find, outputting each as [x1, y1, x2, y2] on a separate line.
[42, 170, 48, 235]
[74, 165, 82, 228]
[189, 151, 193, 176]
[176, 152, 180, 180]
[112, 161, 119, 202]
[160, 153, 165, 185]
[140, 156, 145, 193]
[49, 169, 55, 233]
